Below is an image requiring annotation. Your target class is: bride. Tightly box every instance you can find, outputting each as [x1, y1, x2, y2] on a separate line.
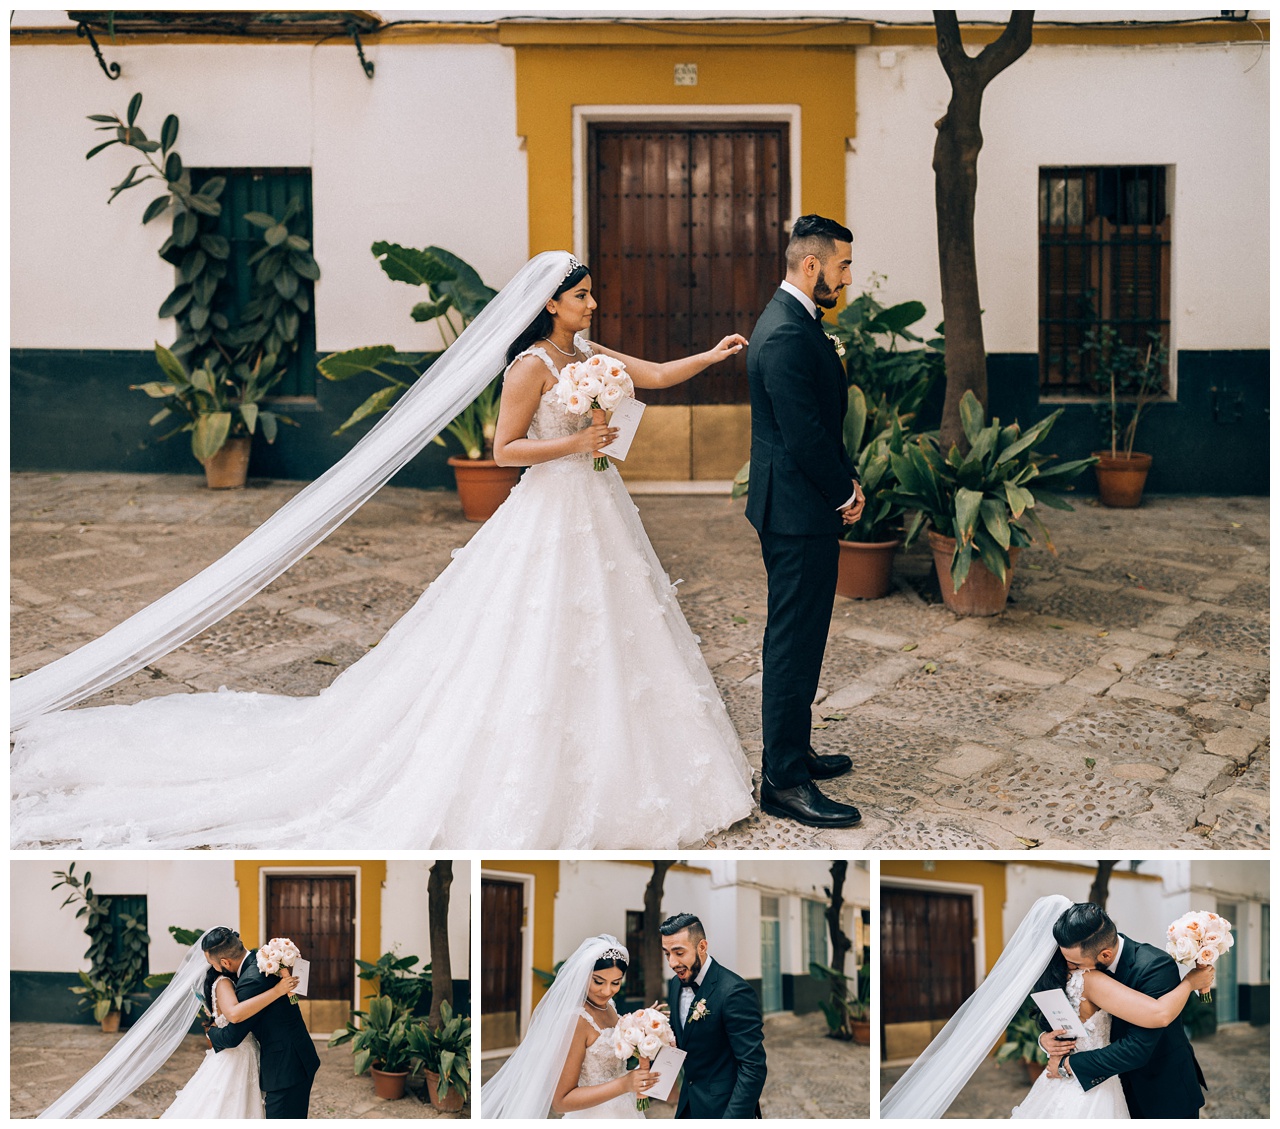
[38, 930, 293, 1118]
[881, 895, 1214, 1119]
[10, 251, 755, 850]
[484, 935, 659, 1118]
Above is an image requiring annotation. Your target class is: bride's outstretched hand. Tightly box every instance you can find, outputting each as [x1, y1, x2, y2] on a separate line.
[624, 1057, 660, 1094]
[707, 334, 748, 364]
[273, 974, 300, 998]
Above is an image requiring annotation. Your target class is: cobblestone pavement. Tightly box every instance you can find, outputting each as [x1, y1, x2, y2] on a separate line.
[10, 473, 1268, 849]
[10, 1022, 468, 1118]
[479, 1011, 868, 1118]
[879, 1021, 1269, 1118]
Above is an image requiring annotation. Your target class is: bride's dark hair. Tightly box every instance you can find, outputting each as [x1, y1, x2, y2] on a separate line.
[1029, 950, 1070, 1032]
[593, 955, 628, 973]
[505, 262, 592, 364]
[202, 966, 222, 1015]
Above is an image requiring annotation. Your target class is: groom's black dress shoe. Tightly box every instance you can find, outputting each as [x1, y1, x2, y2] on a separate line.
[760, 775, 862, 828]
[806, 747, 853, 780]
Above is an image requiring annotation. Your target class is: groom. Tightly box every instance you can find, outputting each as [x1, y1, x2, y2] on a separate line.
[1039, 903, 1207, 1117]
[203, 927, 320, 1119]
[745, 213, 864, 829]
[662, 912, 767, 1118]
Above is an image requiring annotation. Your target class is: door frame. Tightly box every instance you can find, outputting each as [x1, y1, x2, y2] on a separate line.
[571, 103, 803, 265]
[481, 868, 536, 1058]
[257, 866, 362, 1012]
[880, 877, 986, 991]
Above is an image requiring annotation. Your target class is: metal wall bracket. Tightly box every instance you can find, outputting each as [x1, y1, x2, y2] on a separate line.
[347, 21, 375, 79]
[76, 21, 122, 80]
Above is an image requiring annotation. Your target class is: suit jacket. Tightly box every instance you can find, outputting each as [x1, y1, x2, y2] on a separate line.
[744, 288, 858, 537]
[1066, 935, 1207, 1117]
[668, 959, 767, 1118]
[208, 950, 321, 1093]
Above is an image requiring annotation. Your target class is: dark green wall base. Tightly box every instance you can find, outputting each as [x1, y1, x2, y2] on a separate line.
[1242, 983, 1269, 1025]
[10, 349, 459, 490]
[11, 970, 471, 1026]
[987, 350, 1269, 495]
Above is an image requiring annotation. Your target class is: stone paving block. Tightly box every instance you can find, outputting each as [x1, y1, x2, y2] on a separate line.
[1165, 752, 1232, 793]
[287, 606, 344, 628]
[933, 743, 1008, 780]
[1190, 701, 1271, 732]
[98, 571, 163, 591]
[1121, 586, 1189, 605]
[1139, 622, 1183, 639]
[840, 624, 913, 649]
[1064, 665, 1124, 694]
[822, 657, 917, 710]
[1098, 646, 1157, 674]
[1095, 630, 1178, 654]
[1150, 602, 1211, 626]
[1001, 685, 1093, 736]
[941, 618, 993, 639]
[979, 659, 1065, 687]
[1104, 680, 1189, 708]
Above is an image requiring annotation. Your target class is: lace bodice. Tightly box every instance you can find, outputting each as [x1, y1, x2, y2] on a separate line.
[509, 334, 596, 454]
[1065, 969, 1112, 1052]
[579, 1009, 627, 1088]
[211, 975, 232, 1028]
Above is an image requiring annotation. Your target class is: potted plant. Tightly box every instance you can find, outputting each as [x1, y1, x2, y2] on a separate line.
[69, 970, 149, 1033]
[1082, 325, 1168, 507]
[809, 960, 866, 1042]
[354, 949, 433, 1017]
[408, 1000, 471, 1112]
[996, 999, 1050, 1083]
[329, 995, 415, 1101]
[884, 391, 1095, 616]
[318, 244, 517, 520]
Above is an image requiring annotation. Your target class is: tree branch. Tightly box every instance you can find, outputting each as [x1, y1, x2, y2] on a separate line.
[932, 11, 971, 83]
[974, 11, 1035, 86]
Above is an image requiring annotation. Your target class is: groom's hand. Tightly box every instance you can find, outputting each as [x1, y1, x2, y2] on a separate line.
[1039, 1028, 1077, 1057]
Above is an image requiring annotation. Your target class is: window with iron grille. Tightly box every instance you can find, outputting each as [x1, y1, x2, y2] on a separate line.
[107, 894, 149, 980]
[1039, 165, 1171, 394]
[625, 910, 646, 1000]
[804, 898, 828, 969]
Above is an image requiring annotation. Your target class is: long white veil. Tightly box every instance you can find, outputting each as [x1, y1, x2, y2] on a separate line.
[483, 934, 627, 1119]
[10, 250, 575, 731]
[39, 931, 212, 1118]
[880, 894, 1071, 1119]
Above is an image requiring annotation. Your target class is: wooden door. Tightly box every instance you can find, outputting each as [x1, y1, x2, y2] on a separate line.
[482, 878, 524, 1049]
[265, 874, 356, 1035]
[588, 123, 789, 478]
[881, 888, 976, 1027]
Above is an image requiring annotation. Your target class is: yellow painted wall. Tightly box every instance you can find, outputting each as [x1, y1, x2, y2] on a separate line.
[484, 860, 560, 1008]
[233, 859, 385, 1005]
[514, 43, 858, 258]
[881, 860, 1007, 974]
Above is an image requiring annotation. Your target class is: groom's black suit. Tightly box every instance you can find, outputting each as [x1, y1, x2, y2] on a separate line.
[1063, 935, 1207, 1118]
[208, 950, 321, 1119]
[745, 287, 858, 789]
[668, 959, 767, 1118]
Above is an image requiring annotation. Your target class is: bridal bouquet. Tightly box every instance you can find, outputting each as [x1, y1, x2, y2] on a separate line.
[257, 936, 302, 1005]
[608, 1006, 677, 1111]
[552, 354, 635, 471]
[1165, 910, 1233, 1002]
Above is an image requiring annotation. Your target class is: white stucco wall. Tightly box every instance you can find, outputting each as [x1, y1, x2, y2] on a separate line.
[11, 860, 238, 974]
[850, 41, 1270, 353]
[381, 858, 471, 978]
[10, 40, 527, 351]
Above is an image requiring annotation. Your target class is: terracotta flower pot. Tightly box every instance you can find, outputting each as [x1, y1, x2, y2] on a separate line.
[201, 436, 252, 489]
[928, 530, 1021, 617]
[1025, 1059, 1046, 1084]
[850, 1018, 872, 1045]
[1092, 451, 1153, 508]
[447, 456, 521, 522]
[370, 1065, 409, 1101]
[424, 1068, 466, 1112]
[100, 1010, 121, 1034]
[836, 538, 899, 600]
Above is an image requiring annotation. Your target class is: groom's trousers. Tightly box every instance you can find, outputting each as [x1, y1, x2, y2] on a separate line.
[757, 529, 839, 789]
[264, 1080, 312, 1119]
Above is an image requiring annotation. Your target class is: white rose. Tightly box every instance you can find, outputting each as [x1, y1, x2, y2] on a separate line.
[577, 374, 604, 400]
[565, 390, 592, 415]
[598, 383, 624, 410]
[1171, 936, 1197, 963]
[639, 1033, 662, 1060]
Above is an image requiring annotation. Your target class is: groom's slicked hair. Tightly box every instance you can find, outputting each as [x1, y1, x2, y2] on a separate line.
[659, 913, 706, 944]
[786, 214, 853, 271]
[1053, 903, 1118, 956]
[201, 927, 245, 960]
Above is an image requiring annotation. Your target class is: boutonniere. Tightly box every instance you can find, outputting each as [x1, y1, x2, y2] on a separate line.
[688, 998, 710, 1022]
[825, 332, 846, 358]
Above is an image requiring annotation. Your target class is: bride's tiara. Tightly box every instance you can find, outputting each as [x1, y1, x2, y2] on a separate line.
[561, 255, 584, 284]
[600, 943, 628, 961]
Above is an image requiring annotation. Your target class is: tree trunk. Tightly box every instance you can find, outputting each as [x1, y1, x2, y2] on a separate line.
[641, 862, 675, 1007]
[932, 10, 1035, 450]
[1088, 861, 1118, 911]
[427, 861, 454, 1029]
[825, 861, 852, 978]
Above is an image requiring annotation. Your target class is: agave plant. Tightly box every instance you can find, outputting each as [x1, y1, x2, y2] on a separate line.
[884, 390, 1095, 592]
[839, 384, 919, 543]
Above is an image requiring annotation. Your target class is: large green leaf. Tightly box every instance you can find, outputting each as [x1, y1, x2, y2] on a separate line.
[332, 385, 401, 435]
[154, 342, 189, 385]
[127, 93, 142, 126]
[410, 296, 454, 323]
[979, 497, 1011, 549]
[265, 223, 289, 247]
[371, 242, 455, 287]
[995, 408, 1061, 466]
[239, 403, 259, 434]
[186, 193, 221, 217]
[160, 113, 179, 153]
[867, 299, 926, 337]
[289, 252, 321, 281]
[317, 345, 400, 382]
[86, 139, 120, 160]
[258, 410, 279, 443]
[244, 211, 276, 229]
[1004, 482, 1035, 519]
[953, 487, 983, 546]
[843, 384, 868, 458]
[131, 381, 175, 399]
[959, 390, 985, 448]
[158, 285, 193, 319]
[142, 194, 171, 224]
[172, 211, 199, 247]
[191, 412, 232, 462]
[199, 233, 230, 259]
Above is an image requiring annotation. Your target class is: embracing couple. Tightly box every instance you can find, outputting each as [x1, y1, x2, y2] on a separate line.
[485, 913, 767, 1118]
[39, 927, 320, 1120]
[882, 898, 1213, 1120]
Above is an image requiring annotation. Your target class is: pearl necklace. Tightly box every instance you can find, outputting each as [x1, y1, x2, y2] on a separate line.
[543, 336, 578, 358]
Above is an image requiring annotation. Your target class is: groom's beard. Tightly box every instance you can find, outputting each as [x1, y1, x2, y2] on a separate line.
[677, 953, 703, 984]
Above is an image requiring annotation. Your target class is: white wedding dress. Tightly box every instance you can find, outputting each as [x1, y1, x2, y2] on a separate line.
[10, 337, 754, 850]
[160, 976, 265, 1119]
[1011, 971, 1130, 1119]
[562, 1008, 645, 1120]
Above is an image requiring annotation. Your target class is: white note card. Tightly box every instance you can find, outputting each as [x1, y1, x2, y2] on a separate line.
[598, 398, 646, 461]
[640, 1043, 687, 1103]
[1030, 988, 1088, 1040]
[291, 957, 311, 997]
